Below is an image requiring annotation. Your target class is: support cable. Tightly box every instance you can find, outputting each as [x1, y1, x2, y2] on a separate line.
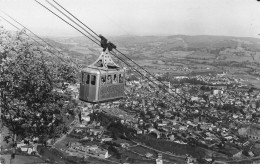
[0, 9, 80, 68]
[51, 0, 100, 38]
[45, 0, 100, 43]
[0, 15, 68, 64]
[34, 0, 100, 46]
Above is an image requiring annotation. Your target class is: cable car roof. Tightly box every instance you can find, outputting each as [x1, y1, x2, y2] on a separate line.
[81, 67, 124, 74]
[82, 48, 124, 75]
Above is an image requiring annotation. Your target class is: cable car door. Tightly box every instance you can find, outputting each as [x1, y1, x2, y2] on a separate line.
[88, 74, 97, 101]
[80, 73, 90, 101]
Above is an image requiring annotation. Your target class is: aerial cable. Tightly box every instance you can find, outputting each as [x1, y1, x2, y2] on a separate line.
[0, 15, 21, 33]
[51, 0, 100, 38]
[0, 9, 79, 68]
[34, 0, 100, 47]
[0, 15, 68, 64]
[0, 9, 66, 60]
[45, 0, 100, 43]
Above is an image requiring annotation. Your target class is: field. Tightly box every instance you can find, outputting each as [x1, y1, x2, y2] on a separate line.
[37, 146, 69, 164]
[37, 145, 106, 164]
[246, 79, 260, 89]
[129, 145, 157, 157]
[120, 150, 155, 164]
[136, 135, 207, 158]
[0, 154, 46, 164]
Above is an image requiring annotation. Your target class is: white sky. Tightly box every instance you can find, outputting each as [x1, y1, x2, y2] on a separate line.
[0, 0, 260, 37]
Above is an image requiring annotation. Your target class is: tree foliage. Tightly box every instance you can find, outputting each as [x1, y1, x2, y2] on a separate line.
[256, 100, 260, 109]
[0, 27, 78, 144]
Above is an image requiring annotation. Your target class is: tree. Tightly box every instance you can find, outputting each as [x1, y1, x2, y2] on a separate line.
[0, 27, 78, 158]
[56, 63, 78, 88]
[256, 100, 260, 109]
[126, 74, 138, 81]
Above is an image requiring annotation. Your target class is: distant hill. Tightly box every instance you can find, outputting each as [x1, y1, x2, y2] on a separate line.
[47, 34, 260, 67]
[109, 35, 260, 64]
[109, 35, 260, 49]
[44, 34, 260, 88]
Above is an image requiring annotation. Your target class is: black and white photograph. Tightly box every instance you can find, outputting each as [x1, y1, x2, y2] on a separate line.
[0, 0, 260, 164]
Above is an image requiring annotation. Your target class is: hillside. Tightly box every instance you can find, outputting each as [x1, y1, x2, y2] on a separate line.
[46, 35, 260, 87]
[47, 35, 260, 62]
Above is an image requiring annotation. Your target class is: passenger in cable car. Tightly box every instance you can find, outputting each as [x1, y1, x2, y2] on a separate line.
[86, 74, 90, 84]
[91, 75, 96, 85]
[107, 75, 112, 84]
[101, 75, 106, 85]
[119, 74, 124, 83]
[107, 63, 119, 69]
[95, 60, 103, 67]
[113, 74, 118, 84]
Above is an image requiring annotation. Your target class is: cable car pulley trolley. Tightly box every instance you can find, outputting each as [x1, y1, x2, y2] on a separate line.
[79, 35, 125, 103]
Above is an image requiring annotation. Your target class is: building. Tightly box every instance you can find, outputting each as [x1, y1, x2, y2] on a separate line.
[101, 137, 113, 142]
[232, 150, 243, 158]
[191, 97, 199, 101]
[81, 112, 90, 124]
[120, 143, 130, 148]
[148, 128, 161, 138]
[212, 90, 223, 95]
[156, 153, 163, 164]
[89, 128, 103, 136]
[19, 145, 36, 155]
[68, 142, 109, 158]
[145, 152, 153, 158]
[238, 127, 260, 140]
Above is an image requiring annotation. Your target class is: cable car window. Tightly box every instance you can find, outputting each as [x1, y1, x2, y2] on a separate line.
[95, 60, 103, 67]
[81, 73, 84, 83]
[107, 75, 112, 84]
[101, 75, 106, 85]
[91, 75, 96, 85]
[112, 74, 118, 84]
[119, 74, 124, 83]
[86, 74, 90, 84]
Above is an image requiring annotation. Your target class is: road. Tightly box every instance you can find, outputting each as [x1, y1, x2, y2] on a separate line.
[0, 154, 46, 164]
[226, 155, 260, 163]
[53, 120, 77, 146]
[129, 140, 187, 164]
[50, 120, 120, 164]
[65, 148, 120, 164]
[130, 141, 260, 164]
[131, 140, 186, 159]
[126, 147, 175, 164]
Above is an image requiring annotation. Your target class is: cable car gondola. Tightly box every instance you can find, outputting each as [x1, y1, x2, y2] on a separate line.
[79, 36, 125, 103]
